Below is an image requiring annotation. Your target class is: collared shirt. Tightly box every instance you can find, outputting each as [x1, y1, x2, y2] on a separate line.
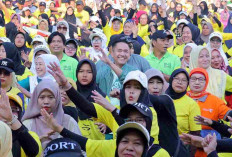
[145, 52, 181, 75]
[60, 53, 78, 81]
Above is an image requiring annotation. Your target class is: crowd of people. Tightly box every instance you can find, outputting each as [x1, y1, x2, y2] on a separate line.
[1, 0, 232, 156]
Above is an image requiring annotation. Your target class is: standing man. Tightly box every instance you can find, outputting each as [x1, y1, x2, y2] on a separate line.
[48, 32, 78, 81]
[145, 30, 181, 81]
[75, 0, 90, 25]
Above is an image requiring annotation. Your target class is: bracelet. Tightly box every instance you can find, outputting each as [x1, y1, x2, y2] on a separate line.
[7, 115, 18, 126]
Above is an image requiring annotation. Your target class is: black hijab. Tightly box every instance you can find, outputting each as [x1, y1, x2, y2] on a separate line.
[1, 42, 25, 75]
[14, 32, 31, 56]
[165, 69, 189, 100]
[64, 6, 77, 38]
[167, 0, 176, 15]
[200, 1, 209, 16]
[5, 22, 18, 42]
[76, 59, 106, 119]
[174, 3, 182, 19]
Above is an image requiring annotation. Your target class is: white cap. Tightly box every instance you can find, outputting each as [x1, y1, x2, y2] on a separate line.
[0, 37, 11, 42]
[32, 35, 46, 45]
[176, 19, 189, 27]
[23, 7, 31, 12]
[117, 122, 150, 146]
[34, 45, 51, 55]
[89, 16, 100, 23]
[123, 70, 148, 89]
[179, 11, 188, 17]
[209, 32, 222, 41]
[89, 28, 107, 41]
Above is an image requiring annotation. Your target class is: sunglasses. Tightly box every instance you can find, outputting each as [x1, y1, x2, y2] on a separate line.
[0, 69, 10, 76]
[57, 26, 67, 31]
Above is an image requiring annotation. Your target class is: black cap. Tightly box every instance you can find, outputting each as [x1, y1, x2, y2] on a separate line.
[0, 58, 14, 73]
[111, 16, 123, 23]
[17, 0, 25, 5]
[76, 0, 83, 5]
[139, 0, 147, 6]
[44, 138, 84, 157]
[120, 103, 153, 121]
[66, 38, 79, 49]
[151, 30, 173, 40]
[39, 1, 46, 6]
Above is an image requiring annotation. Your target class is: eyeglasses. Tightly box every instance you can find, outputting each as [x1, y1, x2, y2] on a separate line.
[92, 38, 102, 43]
[11, 106, 21, 113]
[173, 77, 188, 84]
[210, 38, 221, 43]
[66, 45, 76, 50]
[0, 70, 10, 76]
[190, 77, 206, 83]
[124, 118, 145, 123]
[57, 26, 67, 31]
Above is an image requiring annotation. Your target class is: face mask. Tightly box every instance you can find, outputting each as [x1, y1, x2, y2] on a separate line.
[51, 21, 55, 25]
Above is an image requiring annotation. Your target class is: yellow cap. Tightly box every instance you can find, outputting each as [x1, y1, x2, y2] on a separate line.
[7, 93, 23, 108]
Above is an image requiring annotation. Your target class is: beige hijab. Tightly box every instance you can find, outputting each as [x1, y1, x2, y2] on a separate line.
[189, 46, 226, 99]
[22, 79, 70, 148]
[0, 121, 12, 157]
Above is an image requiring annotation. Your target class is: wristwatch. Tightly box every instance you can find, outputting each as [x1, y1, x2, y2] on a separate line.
[7, 115, 18, 126]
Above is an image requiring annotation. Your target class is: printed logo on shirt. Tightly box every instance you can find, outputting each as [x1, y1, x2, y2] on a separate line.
[164, 63, 171, 68]
[63, 65, 71, 71]
[1, 61, 7, 66]
[202, 108, 213, 113]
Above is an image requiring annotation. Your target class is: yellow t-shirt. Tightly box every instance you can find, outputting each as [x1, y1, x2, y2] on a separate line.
[86, 139, 170, 157]
[16, 67, 33, 81]
[171, 44, 185, 58]
[74, 10, 89, 24]
[94, 103, 159, 144]
[173, 95, 201, 134]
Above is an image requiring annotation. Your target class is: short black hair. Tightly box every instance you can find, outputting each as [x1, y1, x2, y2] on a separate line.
[48, 31, 66, 45]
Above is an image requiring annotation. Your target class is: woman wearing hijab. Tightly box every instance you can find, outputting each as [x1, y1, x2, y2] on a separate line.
[187, 67, 232, 157]
[200, 22, 214, 44]
[84, 28, 108, 62]
[166, 69, 201, 135]
[22, 79, 82, 149]
[64, 6, 78, 39]
[56, 20, 70, 40]
[145, 68, 169, 96]
[149, 3, 159, 19]
[14, 32, 32, 62]
[75, 59, 107, 140]
[181, 43, 197, 70]
[199, 1, 209, 16]
[220, 9, 229, 28]
[167, 1, 176, 16]
[211, 49, 232, 108]
[174, 3, 182, 20]
[0, 121, 12, 157]
[39, 13, 54, 33]
[189, 46, 232, 100]
[5, 22, 18, 42]
[0, 42, 32, 81]
[18, 54, 60, 94]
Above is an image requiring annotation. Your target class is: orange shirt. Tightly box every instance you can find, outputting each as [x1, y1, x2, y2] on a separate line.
[195, 93, 231, 130]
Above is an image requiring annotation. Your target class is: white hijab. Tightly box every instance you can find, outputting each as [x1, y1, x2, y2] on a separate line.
[56, 21, 70, 40]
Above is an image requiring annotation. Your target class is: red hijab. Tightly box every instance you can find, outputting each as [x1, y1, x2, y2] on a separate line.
[187, 68, 210, 99]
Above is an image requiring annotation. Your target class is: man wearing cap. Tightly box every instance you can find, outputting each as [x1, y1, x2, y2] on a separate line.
[145, 30, 181, 81]
[24, 0, 36, 13]
[13, 0, 24, 14]
[4, 0, 16, 18]
[74, 0, 90, 25]
[33, 1, 51, 18]
[179, 11, 189, 20]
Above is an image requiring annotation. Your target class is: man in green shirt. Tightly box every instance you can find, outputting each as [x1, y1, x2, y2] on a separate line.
[145, 30, 181, 81]
[48, 32, 78, 81]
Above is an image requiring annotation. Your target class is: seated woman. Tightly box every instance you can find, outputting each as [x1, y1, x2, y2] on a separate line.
[0, 89, 42, 157]
[145, 68, 168, 96]
[0, 42, 32, 81]
[18, 54, 59, 94]
[189, 46, 232, 100]
[22, 79, 82, 149]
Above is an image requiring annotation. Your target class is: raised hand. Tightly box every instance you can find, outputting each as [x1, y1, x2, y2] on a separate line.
[109, 89, 120, 99]
[194, 115, 213, 126]
[98, 48, 111, 65]
[77, 48, 87, 62]
[40, 108, 63, 133]
[91, 90, 116, 112]
[48, 62, 68, 87]
[132, 22, 138, 38]
[95, 122, 107, 134]
[180, 133, 203, 148]
[0, 89, 13, 123]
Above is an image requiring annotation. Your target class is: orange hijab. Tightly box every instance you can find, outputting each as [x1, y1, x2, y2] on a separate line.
[187, 68, 210, 99]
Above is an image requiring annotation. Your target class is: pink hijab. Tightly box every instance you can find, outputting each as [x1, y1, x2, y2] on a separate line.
[22, 79, 70, 148]
[221, 10, 230, 28]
